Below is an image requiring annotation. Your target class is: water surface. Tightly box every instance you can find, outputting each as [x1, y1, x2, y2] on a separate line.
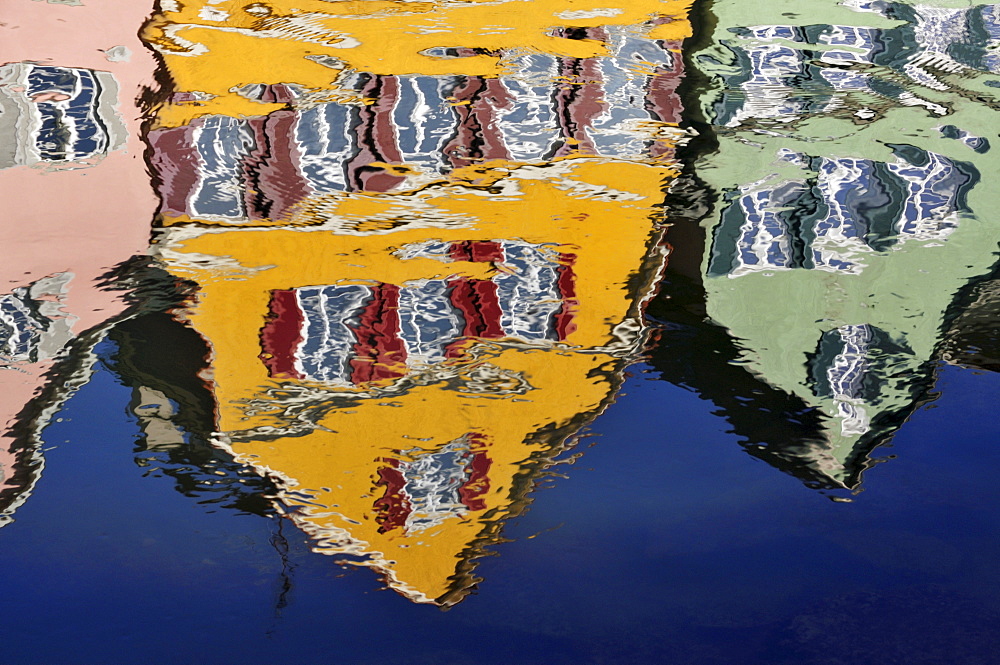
[1, 0, 999, 662]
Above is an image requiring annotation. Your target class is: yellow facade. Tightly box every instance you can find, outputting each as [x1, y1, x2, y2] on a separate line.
[148, 0, 688, 603]
[144, 0, 692, 127]
[159, 158, 673, 603]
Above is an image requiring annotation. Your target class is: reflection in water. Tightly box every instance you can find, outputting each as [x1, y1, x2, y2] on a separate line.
[0, 0, 695, 605]
[108, 307, 279, 516]
[0, 0, 159, 527]
[152, 156, 676, 603]
[0, 63, 126, 169]
[3, 0, 1000, 629]
[661, 0, 1000, 490]
[940, 272, 1000, 372]
[140, 0, 690, 604]
[0, 274, 75, 367]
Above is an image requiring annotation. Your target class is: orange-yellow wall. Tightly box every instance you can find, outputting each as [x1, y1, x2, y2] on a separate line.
[151, 0, 687, 603]
[145, 0, 691, 125]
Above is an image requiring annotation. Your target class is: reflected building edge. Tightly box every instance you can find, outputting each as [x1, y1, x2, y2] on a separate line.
[0, 274, 75, 525]
[103, 264, 284, 509]
[938, 270, 1000, 373]
[141, 0, 691, 604]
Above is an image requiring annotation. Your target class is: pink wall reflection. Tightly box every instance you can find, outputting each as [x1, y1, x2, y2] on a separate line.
[0, 1, 157, 515]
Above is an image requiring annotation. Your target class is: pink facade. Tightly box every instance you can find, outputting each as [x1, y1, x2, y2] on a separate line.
[0, 1, 157, 513]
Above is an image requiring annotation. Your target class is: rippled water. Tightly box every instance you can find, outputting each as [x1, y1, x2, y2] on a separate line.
[1, 0, 999, 662]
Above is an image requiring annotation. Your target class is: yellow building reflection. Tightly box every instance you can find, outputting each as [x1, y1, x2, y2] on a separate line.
[143, 0, 691, 126]
[146, 0, 690, 604]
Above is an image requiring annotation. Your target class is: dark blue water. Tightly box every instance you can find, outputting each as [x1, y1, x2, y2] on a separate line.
[1, 335, 996, 664]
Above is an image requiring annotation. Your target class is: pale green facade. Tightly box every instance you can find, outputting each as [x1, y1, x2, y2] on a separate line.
[691, 0, 1000, 487]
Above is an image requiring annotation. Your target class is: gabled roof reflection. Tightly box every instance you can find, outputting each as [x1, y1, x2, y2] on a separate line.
[672, 0, 1000, 491]
[142, 0, 690, 603]
[157, 152, 675, 602]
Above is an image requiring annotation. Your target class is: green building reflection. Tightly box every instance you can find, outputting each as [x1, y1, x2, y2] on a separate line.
[652, 0, 1000, 491]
